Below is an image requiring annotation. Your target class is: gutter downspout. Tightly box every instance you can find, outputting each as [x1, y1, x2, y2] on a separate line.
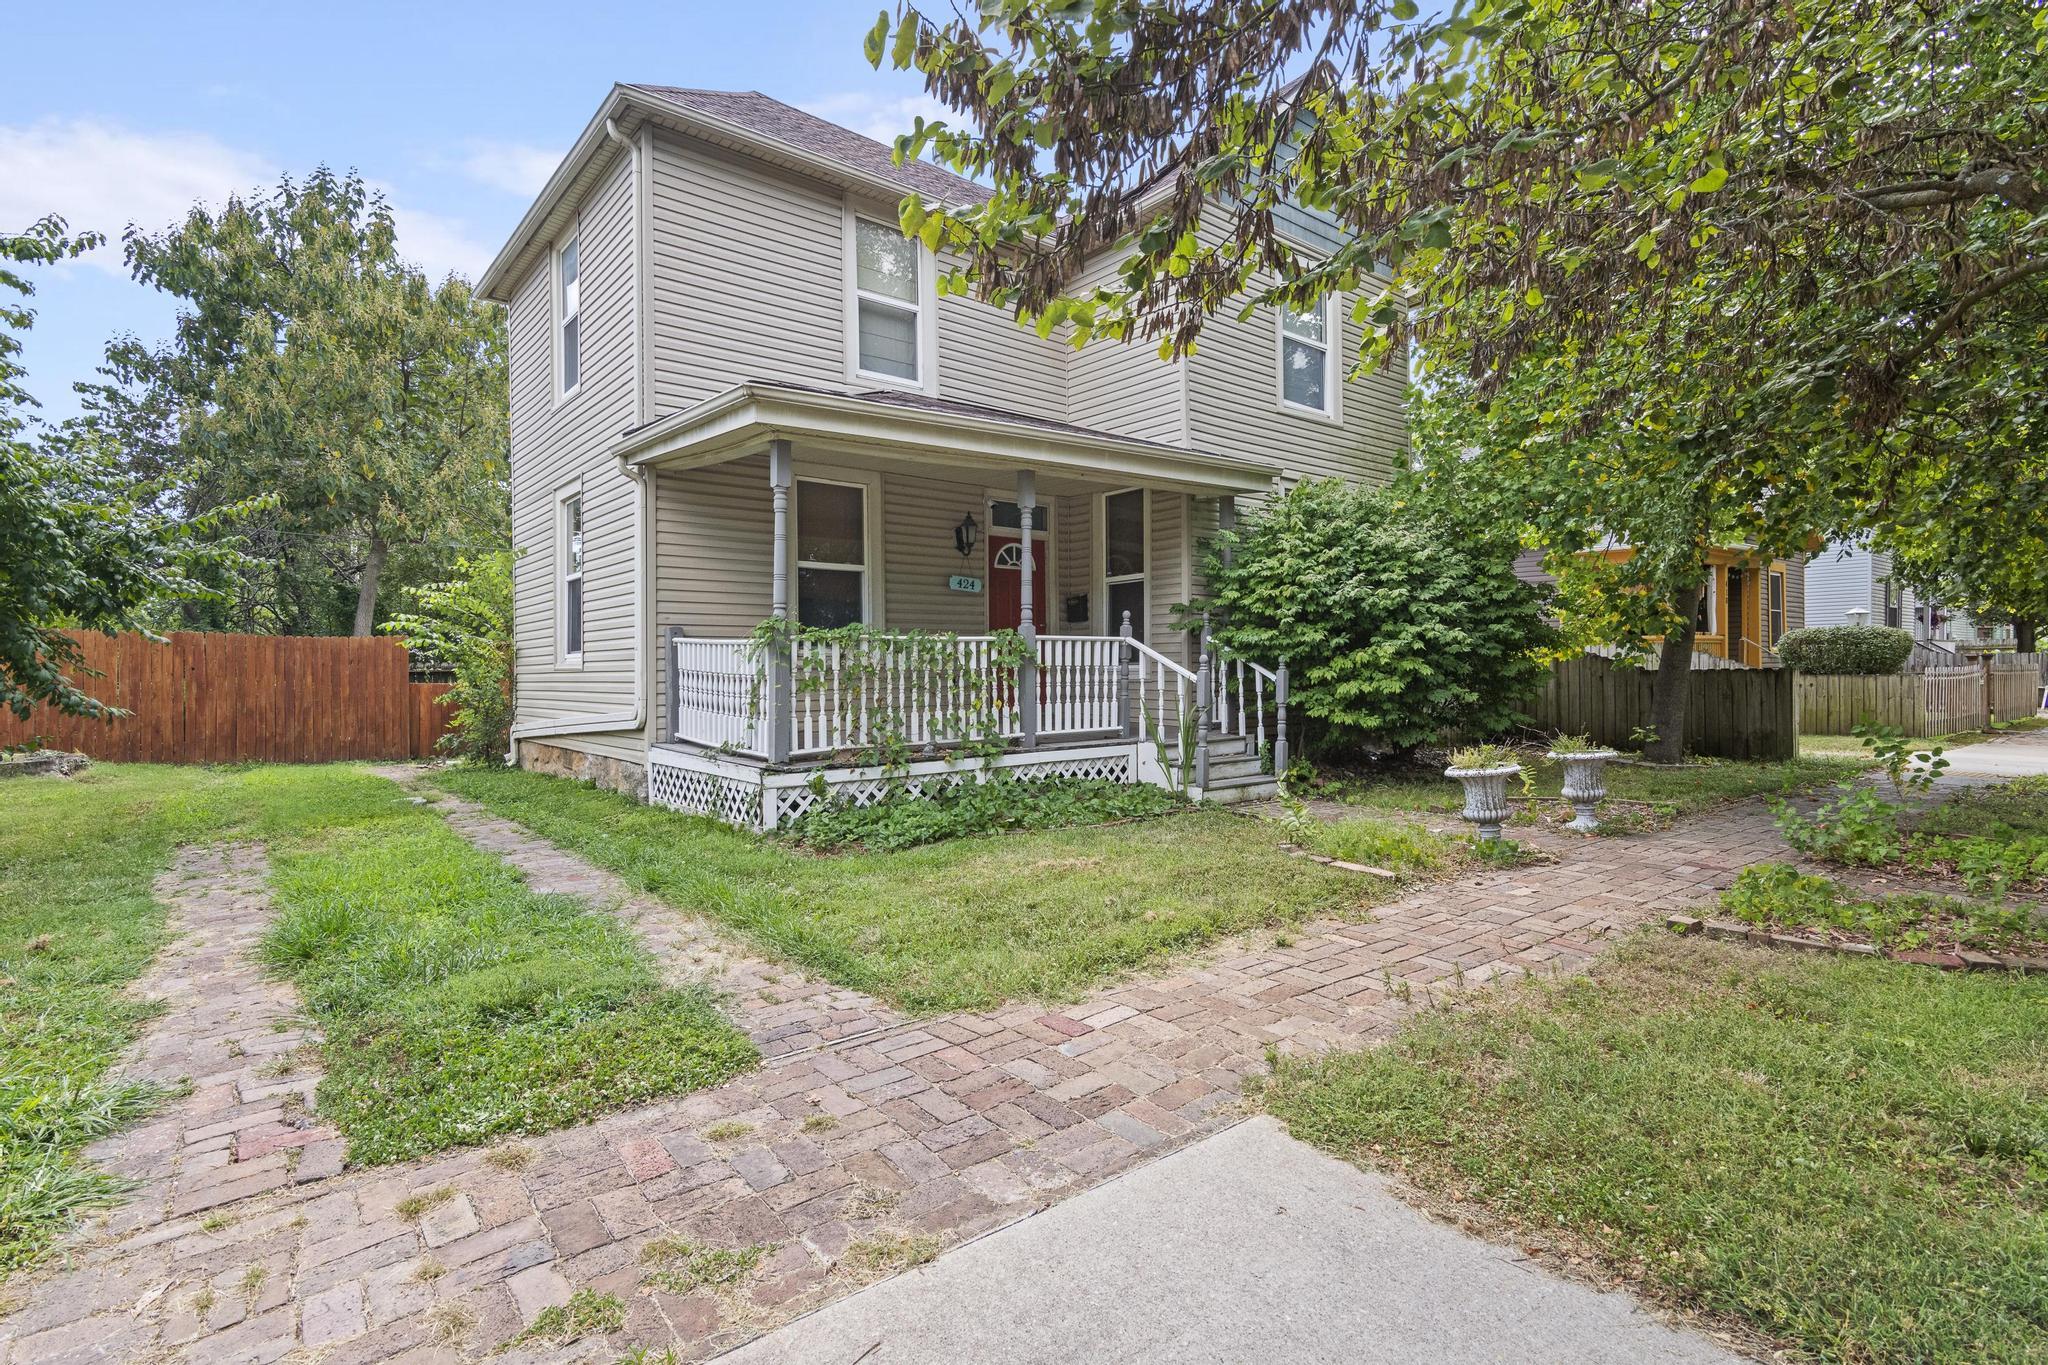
[510, 115, 650, 750]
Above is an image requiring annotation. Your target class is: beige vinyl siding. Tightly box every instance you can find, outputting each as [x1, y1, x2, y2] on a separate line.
[646, 131, 845, 413]
[882, 468, 997, 633]
[1065, 251, 1188, 444]
[933, 247, 1070, 421]
[509, 146, 646, 765]
[1057, 494, 1093, 632]
[1183, 217, 1406, 490]
[1146, 491, 1197, 666]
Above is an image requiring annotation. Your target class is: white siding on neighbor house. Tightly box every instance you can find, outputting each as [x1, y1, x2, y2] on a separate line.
[1806, 542, 1921, 634]
[509, 146, 646, 765]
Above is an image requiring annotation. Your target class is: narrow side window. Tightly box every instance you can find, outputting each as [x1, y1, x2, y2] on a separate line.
[557, 234, 581, 398]
[560, 493, 584, 661]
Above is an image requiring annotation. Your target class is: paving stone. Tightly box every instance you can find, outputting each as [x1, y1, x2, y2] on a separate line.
[301, 1280, 368, 1347]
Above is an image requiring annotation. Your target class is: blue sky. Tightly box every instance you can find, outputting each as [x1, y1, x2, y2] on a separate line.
[6, 0, 946, 422]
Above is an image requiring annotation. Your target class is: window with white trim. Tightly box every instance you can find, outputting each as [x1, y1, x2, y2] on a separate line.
[1694, 571, 1719, 636]
[1279, 297, 1335, 414]
[796, 479, 867, 628]
[1102, 489, 1146, 642]
[556, 233, 581, 398]
[1768, 570, 1786, 646]
[559, 493, 584, 662]
[852, 218, 920, 383]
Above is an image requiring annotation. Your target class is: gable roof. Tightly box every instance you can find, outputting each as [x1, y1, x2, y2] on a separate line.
[630, 87, 990, 207]
[477, 83, 987, 303]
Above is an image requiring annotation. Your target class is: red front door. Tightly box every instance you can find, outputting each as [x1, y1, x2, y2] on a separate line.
[988, 536, 1048, 632]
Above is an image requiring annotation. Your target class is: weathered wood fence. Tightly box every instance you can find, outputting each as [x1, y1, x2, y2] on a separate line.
[0, 632, 456, 763]
[1521, 654, 1797, 760]
[1796, 655, 2046, 735]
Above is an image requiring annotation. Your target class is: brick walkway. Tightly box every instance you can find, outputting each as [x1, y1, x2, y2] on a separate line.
[2, 795, 1782, 1365]
[82, 845, 345, 1241]
[422, 784, 903, 1057]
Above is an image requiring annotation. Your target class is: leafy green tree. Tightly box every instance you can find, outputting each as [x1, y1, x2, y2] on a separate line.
[0, 217, 241, 725]
[1200, 481, 1552, 756]
[381, 551, 514, 761]
[865, 0, 2046, 747]
[96, 169, 508, 636]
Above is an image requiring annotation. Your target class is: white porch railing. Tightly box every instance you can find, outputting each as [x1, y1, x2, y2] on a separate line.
[671, 638, 763, 753]
[666, 623, 1287, 788]
[669, 630, 1125, 760]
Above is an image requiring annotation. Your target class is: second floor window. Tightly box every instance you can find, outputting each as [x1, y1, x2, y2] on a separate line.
[557, 233, 581, 398]
[1279, 298, 1334, 415]
[853, 218, 920, 383]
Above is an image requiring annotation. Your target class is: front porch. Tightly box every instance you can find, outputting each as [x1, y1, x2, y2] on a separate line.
[617, 383, 1292, 830]
[649, 627, 1291, 830]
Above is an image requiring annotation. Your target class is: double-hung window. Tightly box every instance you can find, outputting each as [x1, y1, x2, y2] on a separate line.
[1278, 297, 1335, 416]
[556, 233, 581, 398]
[1768, 570, 1786, 646]
[796, 479, 867, 628]
[852, 218, 921, 383]
[1102, 489, 1146, 641]
[1694, 571, 1719, 636]
[559, 493, 584, 662]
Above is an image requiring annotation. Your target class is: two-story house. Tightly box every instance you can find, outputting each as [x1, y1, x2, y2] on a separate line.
[477, 85, 1406, 829]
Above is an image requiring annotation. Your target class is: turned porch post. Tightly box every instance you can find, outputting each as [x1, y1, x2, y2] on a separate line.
[767, 439, 794, 764]
[1016, 468, 1039, 749]
[1194, 610, 1213, 790]
[1117, 610, 1137, 738]
[1274, 659, 1290, 779]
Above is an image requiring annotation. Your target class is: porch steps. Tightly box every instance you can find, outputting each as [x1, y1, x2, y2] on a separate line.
[1197, 737, 1280, 805]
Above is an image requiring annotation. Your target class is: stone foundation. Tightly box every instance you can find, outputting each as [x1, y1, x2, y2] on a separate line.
[517, 739, 648, 801]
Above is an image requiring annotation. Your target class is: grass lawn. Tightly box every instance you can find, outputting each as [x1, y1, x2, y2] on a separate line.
[433, 766, 1373, 1014]
[1261, 934, 2048, 1363]
[1279, 810, 1542, 875]
[1306, 753, 1862, 820]
[0, 764, 752, 1275]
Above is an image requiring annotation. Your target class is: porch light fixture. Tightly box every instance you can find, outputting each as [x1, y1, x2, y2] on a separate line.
[954, 511, 980, 559]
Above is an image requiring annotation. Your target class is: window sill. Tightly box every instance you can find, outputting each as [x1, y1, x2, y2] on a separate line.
[850, 367, 927, 394]
[553, 383, 582, 411]
[1276, 399, 1343, 426]
[559, 654, 584, 670]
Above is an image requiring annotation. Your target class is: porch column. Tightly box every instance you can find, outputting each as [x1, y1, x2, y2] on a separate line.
[767, 439, 794, 763]
[1016, 468, 1039, 750]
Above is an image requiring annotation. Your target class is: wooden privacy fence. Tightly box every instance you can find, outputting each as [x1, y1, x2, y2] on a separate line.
[1796, 655, 2046, 736]
[1521, 653, 1797, 760]
[0, 632, 456, 763]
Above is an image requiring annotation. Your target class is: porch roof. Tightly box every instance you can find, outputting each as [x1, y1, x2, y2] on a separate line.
[613, 382, 1279, 496]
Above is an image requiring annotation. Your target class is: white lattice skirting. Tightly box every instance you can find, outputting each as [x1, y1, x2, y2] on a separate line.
[645, 743, 1142, 832]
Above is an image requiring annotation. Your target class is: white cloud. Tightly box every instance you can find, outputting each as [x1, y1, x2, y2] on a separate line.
[0, 118, 273, 272]
[799, 92, 957, 147]
[0, 117, 493, 283]
[454, 140, 561, 198]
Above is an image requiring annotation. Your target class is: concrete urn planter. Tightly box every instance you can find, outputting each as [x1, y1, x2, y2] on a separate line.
[1547, 749, 1619, 833]
[1445, 764, 1520, 841]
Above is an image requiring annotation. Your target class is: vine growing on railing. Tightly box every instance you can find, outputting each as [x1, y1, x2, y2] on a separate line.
[745, 619, 1034, 772]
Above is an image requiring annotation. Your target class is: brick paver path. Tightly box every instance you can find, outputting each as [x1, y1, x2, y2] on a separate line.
[421, 784, 903, 1057]
[80, 845, 345, 1242]
[3, 794, 1782, 1365]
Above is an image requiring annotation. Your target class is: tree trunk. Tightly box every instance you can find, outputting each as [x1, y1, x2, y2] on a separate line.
[1643, 581, 1702, 764]
[2018, 618, 2038, 654]
[352, 535, 388, 638]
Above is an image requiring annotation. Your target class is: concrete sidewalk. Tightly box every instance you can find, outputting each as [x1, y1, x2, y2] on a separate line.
[720, 1117, 1744, 1365]
[1925, 727, 2048, 782]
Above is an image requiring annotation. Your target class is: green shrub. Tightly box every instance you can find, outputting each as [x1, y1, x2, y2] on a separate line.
[1772, 785, 1904, 865]
[383, 550, 514, 762]
[784, 776, 1179, 851]
[1200, 480, 1554, 755]
[1776, 624, 1914, 674]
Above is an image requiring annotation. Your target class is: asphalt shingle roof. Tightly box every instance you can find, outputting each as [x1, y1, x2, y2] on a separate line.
[631, 86, 991, 205]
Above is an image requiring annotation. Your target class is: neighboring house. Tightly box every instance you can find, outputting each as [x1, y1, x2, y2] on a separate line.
[1514, 548, 1807, 668]
[1806, 539, 2016, 648]
[477, 85, 1407, 829]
